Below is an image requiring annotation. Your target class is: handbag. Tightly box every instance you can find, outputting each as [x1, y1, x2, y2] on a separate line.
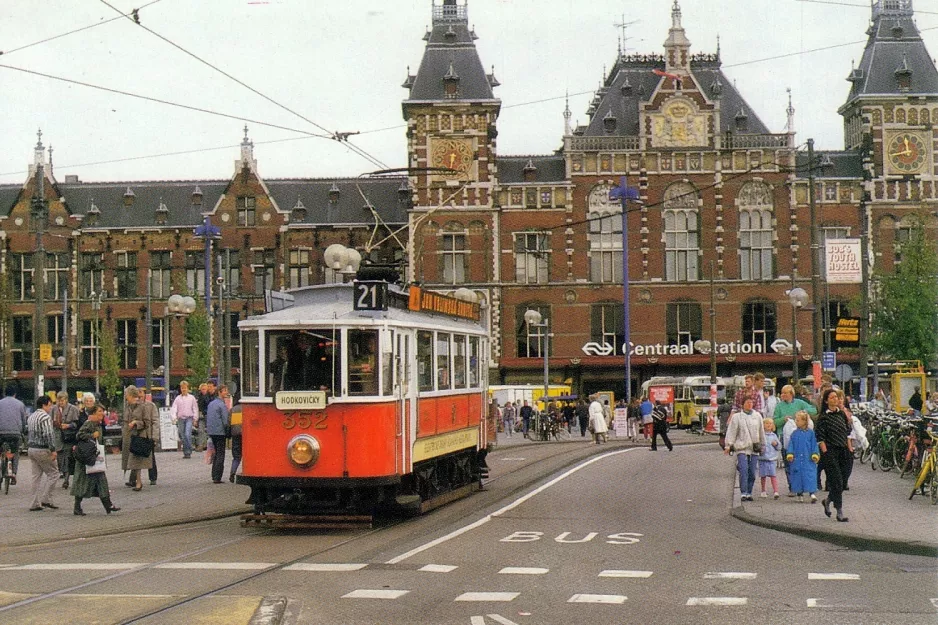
[129, 435, 153, 457]
[752, 442, 763, 454]
[74, 439, 98, 466]
[61, 427, 78, 444]
[85, 443, 107, 474]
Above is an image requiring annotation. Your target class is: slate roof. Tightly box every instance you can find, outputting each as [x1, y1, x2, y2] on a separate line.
[496, 155, 566, 184]
[795, 151, 864, 179]
[844, 2, 938, 105]
[266, 178, 408, 226]
[403, 3, 499, 103]
[0, 186, 22, 218]
[579, 56, 772, 138]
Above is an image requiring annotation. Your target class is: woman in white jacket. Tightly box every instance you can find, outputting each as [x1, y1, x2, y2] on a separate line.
[588, 395, 608, 444]
[723, 396, 766, 501]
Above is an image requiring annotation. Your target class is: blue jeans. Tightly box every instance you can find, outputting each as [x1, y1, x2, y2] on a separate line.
[736, 453, 757, 497]
[177, 418, 194, 456]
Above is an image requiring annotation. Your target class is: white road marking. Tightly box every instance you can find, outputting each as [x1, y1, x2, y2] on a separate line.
[387, 447, 640, 564]
[808, 573, 860, 581]
[703, 572, 757, 579]
[282, 563, 367, 572]
[485, 615, 520, 625]
[686, 597, 748, 606]
[419, 564, 457, 573]
[65, 593, 182, 598]
[931, 598, 938, 609]
[342, 589, 409, 599]
[498, 457, 527, 462]
[8, 563, 145, 570]
[470, 618, 485, 625]
[154, 562, 274, 570]
[498, 567, 548, 575]
[599, 570, 653, 578]
[806, 598, 869, 609]
[568, 594, 627, 604]
[455, 592, 519, 602]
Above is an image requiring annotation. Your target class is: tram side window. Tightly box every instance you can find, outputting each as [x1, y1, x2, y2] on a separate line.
[348, 329, 378, 396]
[453, 335, 467, 389]
[381, 331, 393, 396]
[469, 336, 480, 388]
[437, 333, 451, 390]
[242, 330, 259, 397]
[267, 329, 340, 395]
[417, 331, 434, 392]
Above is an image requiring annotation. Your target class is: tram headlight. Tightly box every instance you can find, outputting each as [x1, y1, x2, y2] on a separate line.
[287, 434, 320, 469]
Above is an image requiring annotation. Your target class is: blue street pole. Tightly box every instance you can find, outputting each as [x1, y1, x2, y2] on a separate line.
[610, 177, 640, 402]
[194, 216, 221, 378]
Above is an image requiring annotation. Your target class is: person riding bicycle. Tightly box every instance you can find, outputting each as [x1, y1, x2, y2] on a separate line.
[0, 386, 29, 485]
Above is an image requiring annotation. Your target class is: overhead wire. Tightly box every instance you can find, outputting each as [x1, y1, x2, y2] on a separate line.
[96, 0, 389, 170]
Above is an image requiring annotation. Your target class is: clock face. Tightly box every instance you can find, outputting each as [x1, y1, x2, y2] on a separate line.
[431, 139, 473, 179]
[887, 132, 928, 174]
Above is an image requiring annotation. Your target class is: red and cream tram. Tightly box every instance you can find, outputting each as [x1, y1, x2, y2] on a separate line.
[237, 275, 490, 517]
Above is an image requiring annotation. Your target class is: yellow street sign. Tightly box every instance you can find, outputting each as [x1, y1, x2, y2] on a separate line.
[38, 343, 52, 362]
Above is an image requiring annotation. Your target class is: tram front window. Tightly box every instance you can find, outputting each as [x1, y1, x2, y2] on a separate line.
[348, 330, 378, 396]
[267, 330, 339, 395]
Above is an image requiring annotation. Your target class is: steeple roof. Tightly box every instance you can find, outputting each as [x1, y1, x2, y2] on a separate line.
[403, 0, 499, 104]
[842, 0, 938, 107]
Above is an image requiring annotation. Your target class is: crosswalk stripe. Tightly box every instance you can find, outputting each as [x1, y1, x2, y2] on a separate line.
[703, 572, 757, 579]
[7, 563, 144, 570]
[686, 597, 747, 606]
[342, 589, 409, 599]
[455, 592, 519, 602]
[568, 594, 627, 604]
[931, 598, 938, 609]
[598, 570, 653, 578]
[808, 573, 860, 581]
[498, 567, 548, 575]
[419, 564, 457, 573]
[154, 562, 274, 570]
[282, 563, 367, 572]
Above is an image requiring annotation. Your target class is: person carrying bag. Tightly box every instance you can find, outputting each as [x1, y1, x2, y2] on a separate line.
[120, 386, 153, 492]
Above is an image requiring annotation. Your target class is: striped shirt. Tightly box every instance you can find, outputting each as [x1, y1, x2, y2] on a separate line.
[27, 409, 55, 450]
[816, 408, 851, 449]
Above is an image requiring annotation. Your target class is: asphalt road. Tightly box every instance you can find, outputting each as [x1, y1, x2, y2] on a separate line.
[0, 442, 935, 624]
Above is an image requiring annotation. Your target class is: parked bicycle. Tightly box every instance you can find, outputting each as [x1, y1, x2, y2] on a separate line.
[0, 441, 16, 495]
[908, 429, 938, 504]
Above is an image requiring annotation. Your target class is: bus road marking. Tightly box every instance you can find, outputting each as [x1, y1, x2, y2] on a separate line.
[686, 597, 747, 606]
[808, 573, 859, 581]
[599, 570, 653, 578]
[703, 572, 757, 579]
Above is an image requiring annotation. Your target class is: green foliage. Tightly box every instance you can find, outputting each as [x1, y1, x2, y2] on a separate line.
[869, 219, 938, 365]
[185, 303, 212, 382]
[98, 322, 123, 408]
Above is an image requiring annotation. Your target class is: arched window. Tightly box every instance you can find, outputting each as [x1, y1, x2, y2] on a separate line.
[662, 182, 699, 281]
[738, 181, 774, 280]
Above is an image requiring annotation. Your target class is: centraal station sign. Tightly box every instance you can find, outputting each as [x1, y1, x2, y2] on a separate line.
[581, 341, 767, 357]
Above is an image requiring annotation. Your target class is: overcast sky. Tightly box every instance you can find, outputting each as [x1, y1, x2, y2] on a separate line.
[1, 0, 936, 184]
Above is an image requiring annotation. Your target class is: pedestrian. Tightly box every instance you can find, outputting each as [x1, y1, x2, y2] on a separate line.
[587, 394, 607, 444]
[562, 401, 576, 434]
[908, 386, 924, 416]
[650, 401, 673, 452]
[0, 386, 28, 486]
[120, 385, 154, 491]
[758, 418, 781, 499]
[816, 388, 852, 522]
[171, 380, 199, 459]
[228, 398, 242, 483]
[773, 384, 817, 496]
[732, 374, 756, 412]
[926, 391, 938, 415]
[639, 396, 653, 442]
[723, 396, 765, 502]
[52, 391, 81, 489]
[206, 384, 231, 484]
[196, 380, 218, 452]
[627, 397, 641, 441]
[26, 395, 59, 511]
[785, 410, 820, 503]
[716, 397, 732, 450]
[575, 399, 590, 437]
[871, 389, 888, 411]
[838, 389, 855, 491]
[519, 400, 533, 439]
[602, 400, 613, 438]
[71, 404, 120, 516]
[762, 387, 777, 422]
[502, 401, 516, 438]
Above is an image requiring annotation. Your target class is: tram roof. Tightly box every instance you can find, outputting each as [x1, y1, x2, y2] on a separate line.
[240, 283, 486, 334]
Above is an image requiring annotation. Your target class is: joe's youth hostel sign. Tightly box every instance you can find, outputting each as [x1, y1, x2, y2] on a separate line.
[825, 239, 862, 284]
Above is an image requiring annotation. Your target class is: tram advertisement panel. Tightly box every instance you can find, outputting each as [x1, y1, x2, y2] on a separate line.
[648, 385, 675, 422]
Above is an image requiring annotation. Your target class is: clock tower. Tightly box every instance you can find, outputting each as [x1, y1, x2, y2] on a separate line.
[402, 0, 501, 285]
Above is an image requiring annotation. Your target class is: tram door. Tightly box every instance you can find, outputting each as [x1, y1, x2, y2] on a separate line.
[396, 331, 416, 475]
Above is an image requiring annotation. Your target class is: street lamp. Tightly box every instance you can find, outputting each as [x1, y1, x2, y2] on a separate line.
[524, 309, 549, 412]
[787, 286, 810, 382]
[164, 293, 197, 407]
[90, 291, 104, 397]
[323, 243, 362, 283]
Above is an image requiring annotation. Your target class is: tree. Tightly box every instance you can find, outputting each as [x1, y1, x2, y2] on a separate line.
[869, 218, 938, 365]
[98, 322, 123, 409]
[185, 303, 212, 383]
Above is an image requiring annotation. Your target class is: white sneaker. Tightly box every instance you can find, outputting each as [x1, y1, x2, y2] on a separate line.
[773, 492, 780, 500]
[798, 495, 804, 503]
[810, 494, 817, 503]
[760, 492, 768, 498]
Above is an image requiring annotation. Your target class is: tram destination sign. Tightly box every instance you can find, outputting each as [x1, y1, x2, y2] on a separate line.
[407, 285, 480, 321]
[353, 280, 389, 311]
[275, 391, 327, 411]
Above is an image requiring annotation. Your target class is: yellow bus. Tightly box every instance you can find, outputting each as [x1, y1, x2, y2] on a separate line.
[641, 376, 729, 429]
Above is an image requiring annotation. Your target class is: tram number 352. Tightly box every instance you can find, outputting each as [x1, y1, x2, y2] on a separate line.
[282, 412, 327, 430]
[353, 280, 388, 311]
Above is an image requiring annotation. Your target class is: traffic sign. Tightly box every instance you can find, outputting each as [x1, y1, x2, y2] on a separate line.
[835, 364, 854, 383]
[822, 352, 836, 371]
[770, 338, 792, 354]
[834, 317, 860, 344]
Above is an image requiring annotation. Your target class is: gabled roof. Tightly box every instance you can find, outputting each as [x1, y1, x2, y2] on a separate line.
[0, 186, 22, 218]
[578, 55, 772, 138]
[497, 155, 566, 184]
[843, 1, 938, 107]
[403, 2, 499, 104]
[266, 178, 408, 226]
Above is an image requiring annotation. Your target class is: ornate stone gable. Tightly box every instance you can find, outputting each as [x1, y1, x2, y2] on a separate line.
[645, 96, 711, 149]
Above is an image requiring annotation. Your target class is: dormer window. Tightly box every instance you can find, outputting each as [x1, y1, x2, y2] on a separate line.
[735, 107, 749, 132]
[891, 21, 904, 38]
[291, 197, 307, 222]
[895, 56, 913, 92]
[523, 159, 537, 183]
[398, 180, 412, 203]
[123, 187, 135, 207]
[444, 25, 457, 41]
[621, 78, 632, 95]
[602, 110, 617, 134]
[710, 78, 723, 98]
[328, 182, 341, 203]
[155, 200, 169, 225]
[86, 200, 100, 226]
[191, 186, 203, 206]
[443, 62, 460, 98]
